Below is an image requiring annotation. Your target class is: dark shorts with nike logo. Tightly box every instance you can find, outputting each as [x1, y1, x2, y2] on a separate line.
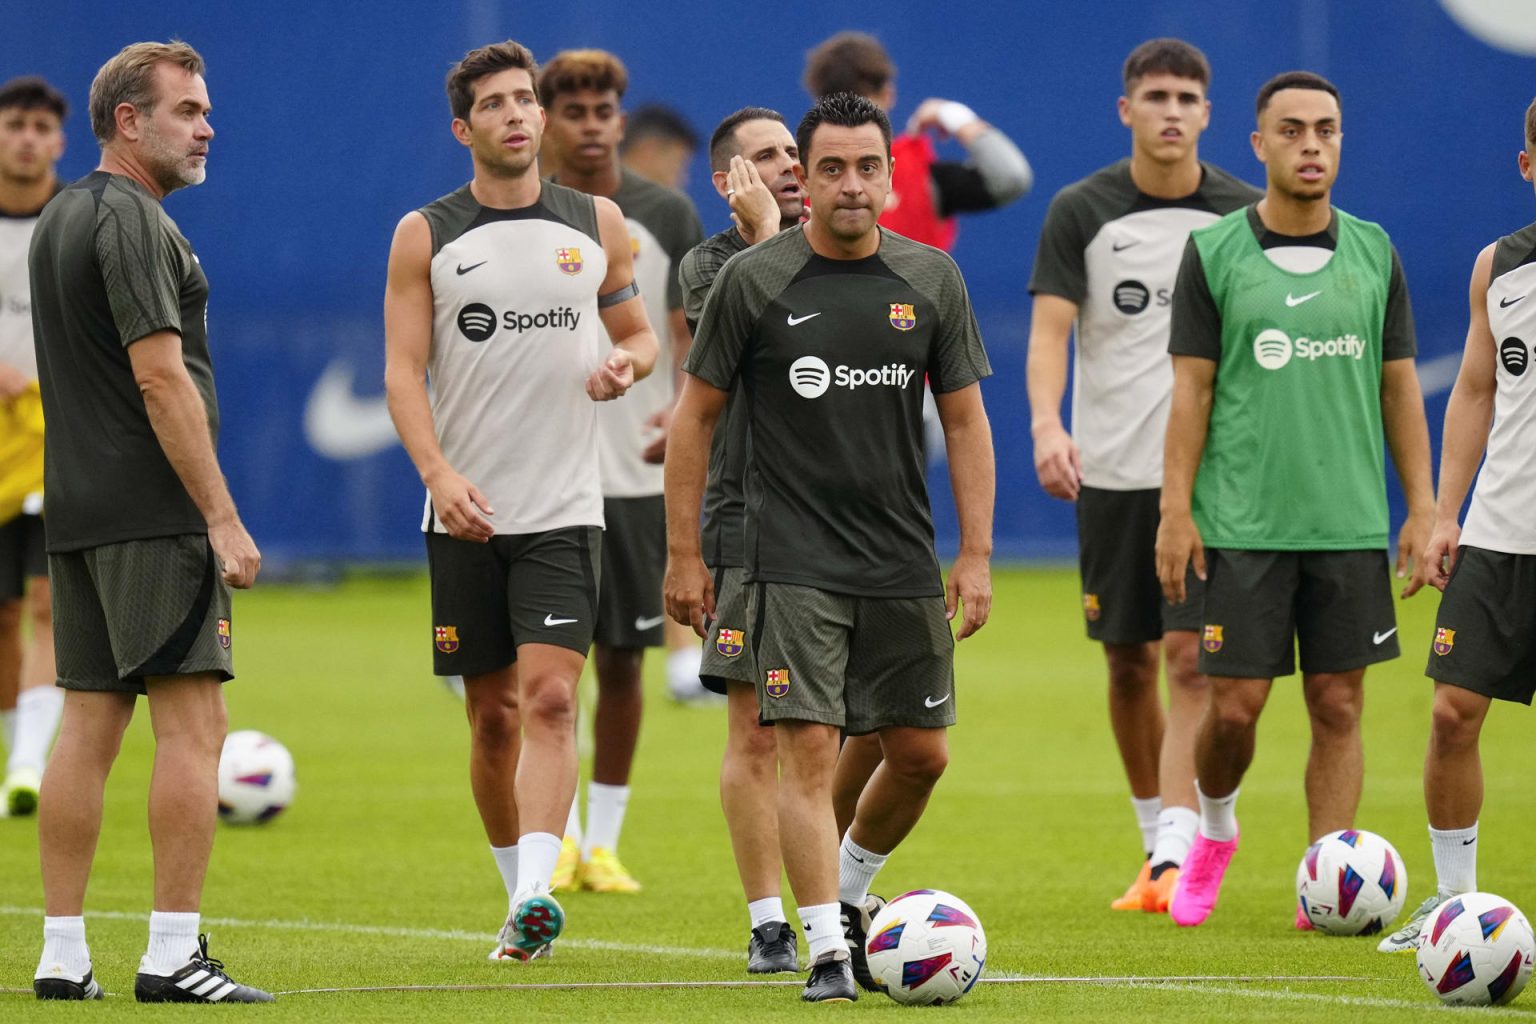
[1198, 548, 1397, 679]
[747, 582, 955, 735]
[51, 534, 233, 693]
[1426, 545, 1536, 704]
[700, 565, 755, 695]
[1077, 486, 1203, 644]
[594, 495, 666, 649]
[426, 526, 601, 677]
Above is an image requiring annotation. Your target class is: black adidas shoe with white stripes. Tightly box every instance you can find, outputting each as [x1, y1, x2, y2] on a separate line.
[34, 969, 103, 1000]
[134, 934, 274, 1003]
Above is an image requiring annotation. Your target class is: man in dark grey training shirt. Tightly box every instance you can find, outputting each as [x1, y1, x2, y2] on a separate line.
[27, 41, 269, 1003]
[665, 93, 995, 1004]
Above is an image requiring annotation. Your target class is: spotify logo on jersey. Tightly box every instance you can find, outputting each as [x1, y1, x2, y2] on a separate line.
[1500, 337, 1529, 377]
[1253, 329, 1294, 370]
[1113, 280, 1150, 315]
[789, 356, 831, 399]
[458, 303, 497, 342]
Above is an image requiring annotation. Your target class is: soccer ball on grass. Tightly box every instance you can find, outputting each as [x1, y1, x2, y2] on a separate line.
[1295, 828, 1407, 935]
[1417, 892, 1535, 1006]
[217, 730, 296, 825]
[865, 889, 986, 1005]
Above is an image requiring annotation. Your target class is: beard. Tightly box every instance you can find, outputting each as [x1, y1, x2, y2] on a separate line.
[141, 117, 205, 192]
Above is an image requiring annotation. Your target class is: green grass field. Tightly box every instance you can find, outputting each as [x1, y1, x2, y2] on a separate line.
[3, 565, 1535, 1020]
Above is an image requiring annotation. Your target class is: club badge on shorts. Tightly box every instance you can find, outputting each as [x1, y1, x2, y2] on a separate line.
[715, 626, 744, 658]
[216, 618, 231, 649]
[435, 625, 460, 653]
[1202, 624, 1224, 653]
[1433, 627, 1455, 656]
[765, 668, 790, 699]
[1082, 593, 1101, 622]
[889, 302, 917, 331]
[555, 247, 583, 275]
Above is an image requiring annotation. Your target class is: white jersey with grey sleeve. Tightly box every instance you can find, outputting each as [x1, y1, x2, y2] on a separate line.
[0, 200, 47, 380]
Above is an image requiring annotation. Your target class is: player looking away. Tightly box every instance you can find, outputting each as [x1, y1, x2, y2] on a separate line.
[620, 103, 699, 190]
[1156, 71, 1434, 928]
[28, 41, 269, 1002]
[1027, 39, 1259, 914]
[665, 92, 995, 1003]
[676, 106, 804, 973]
[1376, 96, 1536, 954]
[383, 40, 657, 961]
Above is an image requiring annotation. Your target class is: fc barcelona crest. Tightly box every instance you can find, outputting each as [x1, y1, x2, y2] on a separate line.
[1083, 593, 1101, 622]
[765, 668, 790, 699]
[1202, 624, 1224, 653]
[216, 618, 231, 650]
[889, 302, 917, 331]
[716, 626, 745, 659]
[435, 625, 460, 653]
[1433, 627, 1455, 656]
[555, 247, 583, 275]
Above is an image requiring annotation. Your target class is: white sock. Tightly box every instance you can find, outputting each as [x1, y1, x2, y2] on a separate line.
[1151, 805, 1200, 868]
[1131, 795, 1162, 857]
[798, 902, 843, 962]
[837, 834, 889, 906]
[748, 896, 786, 929]
[2, 707, 15, 752]
[666, 646, 705, 698]
[9, 686, 64, 776]
[583, 782, 630, 856]
[491, 843, 519, 911]
[564, 796, 583, 846]
[37, 915, 90, 980]
[515, 831, 562, 897]
[1430, 822, 1478, 897]
[1196, 781, 1239, 843]
[142, 911, 200, 976]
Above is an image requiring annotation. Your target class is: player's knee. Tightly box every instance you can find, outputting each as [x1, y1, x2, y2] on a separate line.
[467, 698, 519, 749]
[1430, 694, 1482, 751]
[890, 743, 948, 789]
[1105, 644, 1158, 694]
[1306, 679, 1363, 734]
[519, 675, 576, 732]
[1209, 695, 1262, 736]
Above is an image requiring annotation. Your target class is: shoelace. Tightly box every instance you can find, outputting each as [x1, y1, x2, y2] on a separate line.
[190, 934, 228, 976]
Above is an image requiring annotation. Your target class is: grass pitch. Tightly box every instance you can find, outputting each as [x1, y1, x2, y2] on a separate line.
[3, 565, 1535, 1020]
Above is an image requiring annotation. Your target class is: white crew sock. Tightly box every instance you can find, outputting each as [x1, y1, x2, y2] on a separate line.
[1151, 805, 1200, 869]
[748, 896, 786, 929]
[564, 796, 583, 846]
[2, 707, 15, 753]
[798, 902, 844, 962]
[1430, 822, 1479, 897]
[515, 831, 562, 897]
[837, 834, 889, 906]
[142, 911, 200, 976]
[1131, 795, 1162, 857]
[491, 843, 519, 911]
[583, 782, 630, 856]
[37, 915, 90, 980]
[9, 686, 64, 776]
[1195, 781, 1239, 843]
[666, 646, 705, 699]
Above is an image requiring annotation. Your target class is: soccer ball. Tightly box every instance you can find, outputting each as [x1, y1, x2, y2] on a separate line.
[217, 730, 296, 825]
[1295, 829, 1407, 935]
[1417, 892, 1536, 1006]
[865, 889, 986, 1005]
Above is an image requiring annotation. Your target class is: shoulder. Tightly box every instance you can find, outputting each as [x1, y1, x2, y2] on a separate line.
[1334, 206, 1389, 242]
[1490, 220, 1536, 281]
[681, 228, 744, 276]
[711, 226, 806, 288]
[881, 228, 962, 276]
[414, 183, 479, 254]
[1045, 160, 1135, 217]
[1198, 163, 1265, 208]
[617, 171, 699, 223]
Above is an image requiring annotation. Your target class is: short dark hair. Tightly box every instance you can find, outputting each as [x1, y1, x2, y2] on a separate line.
[0, 76, 68, 120]
[1526, 96, 1536, 150]
[621, 103, 698, 155]
[1122, 38, 1210, 94]
[708, 106, 785, 172]
[537, 49, 628, 108]
[1255, 70, 1341, 119]
[795, 92, 891, 166]
[446, 41, 538, 122]
[803, 32, 893, 100]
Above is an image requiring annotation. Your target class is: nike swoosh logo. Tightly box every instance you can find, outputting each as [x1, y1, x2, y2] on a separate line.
[1500, 295, 1526, 308]
[1285, 290, 1322, 307]
[1112, 240, 1140, 252]
[924, 694, 950, 708]
[634, 614, 665, 631]
[1462, 837, 1477, 846]
[544, 614, 578, 626]
[456, 261, 487, 275]
[786, 312, 822, 326]
[1373, 628, 1397, 645]
[303, 360, 399, 460]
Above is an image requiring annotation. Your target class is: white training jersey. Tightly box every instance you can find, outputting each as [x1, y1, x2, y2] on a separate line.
[1461, 221, 1536, 554]
[0, 205, 43, 380]
[418, 182, 609, 535]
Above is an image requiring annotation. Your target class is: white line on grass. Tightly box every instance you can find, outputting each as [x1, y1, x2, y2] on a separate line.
[1128, 980, 1536, 1017]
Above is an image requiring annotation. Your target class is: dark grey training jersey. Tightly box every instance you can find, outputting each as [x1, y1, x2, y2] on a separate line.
[686, 227, 991, 598]
[678, 226, 749, 568]
[30, 171, 218, 552]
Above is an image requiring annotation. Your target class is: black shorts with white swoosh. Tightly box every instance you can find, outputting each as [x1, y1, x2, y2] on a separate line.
[1426, 545, 1536, 705]
[594, 495, 666, 649]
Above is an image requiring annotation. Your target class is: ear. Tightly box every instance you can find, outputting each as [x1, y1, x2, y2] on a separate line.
[451, 117, 472, 148]
[793, 162, 808, 188]
[114, 102, 139, 143]
[1520, 148, 1533, 183]
[711, 169, 730, 199]
[1250, 129, 1265, 163]
[1117, 95, 1132, 129]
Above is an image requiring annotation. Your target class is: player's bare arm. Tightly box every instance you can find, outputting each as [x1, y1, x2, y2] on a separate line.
[1381, 353, 1436, 597]
[1026, 293, 1083, 501]
[662, 372, 727, 636]
[1155, 354, 1215, 603]
[128, 330, 260, 588]
[383, 210, 494, 543]
[1424, 242, 1499, 592]
[935, 382, 995, 639]
[591, 195, 658, 401]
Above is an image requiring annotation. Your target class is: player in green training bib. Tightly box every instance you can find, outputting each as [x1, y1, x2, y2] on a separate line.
[1154, 71, 1434, 929]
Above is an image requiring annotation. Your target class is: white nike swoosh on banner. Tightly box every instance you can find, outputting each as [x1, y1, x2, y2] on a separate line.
[786, 312, 822, 326]
[634, 615, 666, 631]
[1373, 628, 1398, 645]
[1285, 290, 1322, 307]
[304, 360, 400, 460]
[544, 614, 578, 626]
[924, 694, 950, 708]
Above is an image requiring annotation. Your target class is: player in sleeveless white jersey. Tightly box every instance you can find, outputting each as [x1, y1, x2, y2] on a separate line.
[383, 40, 658, 962]
[1377, 96, 1536, 954]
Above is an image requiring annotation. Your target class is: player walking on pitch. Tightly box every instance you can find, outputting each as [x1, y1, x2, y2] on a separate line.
[384, 40, 657, 961]
[1156, 71, 1434, 928]
[1378, 96, 1536, 954]
[1028, 39, 1260, 914]
[666, 93, 994, 1002]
